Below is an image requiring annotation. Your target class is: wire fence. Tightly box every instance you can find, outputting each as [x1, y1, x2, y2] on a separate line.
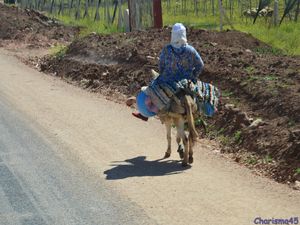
[5, 0, 300, 30]
[13, 0, 154, 30]
[163, 0, 300, 26]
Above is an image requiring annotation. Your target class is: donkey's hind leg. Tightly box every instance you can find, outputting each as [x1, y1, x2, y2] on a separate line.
[176, 133, 184, 159]
[176, 118, 189, 167]
[188, 135, 194, 164]
[164, 122, 172, 158]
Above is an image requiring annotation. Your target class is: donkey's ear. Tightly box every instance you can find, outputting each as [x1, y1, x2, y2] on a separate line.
[151, 69, 159, 79]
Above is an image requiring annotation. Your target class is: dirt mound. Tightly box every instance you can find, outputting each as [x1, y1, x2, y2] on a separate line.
[0, 3, 78, 47]
[41, 27, 300, 183]
[42, 28, 275, 95]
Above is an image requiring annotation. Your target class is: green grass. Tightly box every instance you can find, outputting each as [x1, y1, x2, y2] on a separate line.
[50, 43, 67, 60]
[162, 1, 300, 56]
[263, 74, 278, 81]
[55, 14, 119, 35]
[44, 1, 300, 55]
[244, 66, 257, 74]
[163, 12, 219, 30]
[288, 119, 296, 127]
[247, 74, 278, 82]
[234, 130, 242, 144]
[263, 155, 273, 164]
[220, 90, 234, 97]
[245, 155, 259, 165]
[219, 134, 231, 145]
[234, 22, 300, 55]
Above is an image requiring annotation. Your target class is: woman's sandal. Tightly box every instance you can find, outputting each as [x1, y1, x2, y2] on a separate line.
[132, 112, 148, 121]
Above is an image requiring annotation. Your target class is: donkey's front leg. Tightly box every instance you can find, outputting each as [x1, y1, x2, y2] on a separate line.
[164, 122, 172, 158]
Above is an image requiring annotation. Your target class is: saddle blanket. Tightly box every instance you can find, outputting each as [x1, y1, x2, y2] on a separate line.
[143, 79, 220, 117]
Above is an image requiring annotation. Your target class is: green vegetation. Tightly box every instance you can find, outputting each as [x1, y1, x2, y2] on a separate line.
[36, 0, 300, 55]
[263, 74, 278, 81]
[253, 46, 283, 55]
[219, 134, 231, 145]
[263, 155, 273, 164]
[217, 127, 225, 135]
[244, 66, 257, 74]
[55, 14, 120, 35]
[50, 44, 68, 60]
[205, 124, 218, 139]
[161, 1, 300, 55]
[234, 130, 242, 144]
[288, 119, 296, 127]
[296, 168, 300, 174]
[221, 90, 234, 97]
[245, 155, 259, 165]
[206, 125, 241, 146]
[247, 74, 278, 82]
[163, 12, 219, 30]
[195, 117, 208, 130]
[234, 22, 300, 55]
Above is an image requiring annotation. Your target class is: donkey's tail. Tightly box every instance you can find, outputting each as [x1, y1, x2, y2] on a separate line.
[184, 95, 198, 144]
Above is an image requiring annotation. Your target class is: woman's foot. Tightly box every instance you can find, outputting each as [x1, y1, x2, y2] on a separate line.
[132, 112, 148, 121]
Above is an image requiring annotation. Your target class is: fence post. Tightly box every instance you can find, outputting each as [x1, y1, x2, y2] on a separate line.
[295, 0, 300, 21]
[94, 0, 101, 21]
[128, 0, 135, 31]
[117, 0, 124, 29]
[124, 0, 133, 31]
[83, 0, 89, 18]
[273, 0, 279, 26]
[50, 0, 55, 14]
[124, 9, 130, 31]
[111, 0, 118, 24]
[153, 0, 163, 28]
[135, 1, 140, 29]
[194, 0, 199, 16]
[218, 0, 223, 31]
[106, 0, 111, 24]
[104, 0, 108, 22]
[75, 0, 81, 20]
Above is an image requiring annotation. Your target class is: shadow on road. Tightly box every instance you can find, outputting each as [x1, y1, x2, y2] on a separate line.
[104, 156, 190, 180]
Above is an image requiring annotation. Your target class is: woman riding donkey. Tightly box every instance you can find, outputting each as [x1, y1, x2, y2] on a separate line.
[132, 23, 205, 121]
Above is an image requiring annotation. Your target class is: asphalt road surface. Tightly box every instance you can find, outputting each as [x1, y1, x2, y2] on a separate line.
[0, 84, 152, 225]
[0, 49, 299, 225]
[0, 52, 153, 225]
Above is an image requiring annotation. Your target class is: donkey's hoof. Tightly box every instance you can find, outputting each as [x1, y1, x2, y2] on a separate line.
[182, 161, 188, 167]
[189, 156, 194, 164]
[164, 152, 171, 158]
[178, 149, 184, 159]
[177, 145, 184, 159]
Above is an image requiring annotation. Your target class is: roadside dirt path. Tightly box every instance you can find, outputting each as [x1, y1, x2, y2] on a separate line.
[0, 49, 299, 225]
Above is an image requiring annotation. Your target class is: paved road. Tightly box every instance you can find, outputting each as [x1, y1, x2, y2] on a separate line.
[0, 67, 152, 224]
[0, 49, 299, 225]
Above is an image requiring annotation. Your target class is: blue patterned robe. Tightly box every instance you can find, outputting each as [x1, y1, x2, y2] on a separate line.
[156, 44, 204, 87]
[144, 44, 208, 114]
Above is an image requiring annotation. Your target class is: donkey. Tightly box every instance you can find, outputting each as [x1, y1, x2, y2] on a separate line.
[157, 92, 199, 167]
[147, 70, 219, 167]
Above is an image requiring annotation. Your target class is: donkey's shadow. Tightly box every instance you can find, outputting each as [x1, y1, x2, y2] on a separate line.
[104, 156, 190, 180]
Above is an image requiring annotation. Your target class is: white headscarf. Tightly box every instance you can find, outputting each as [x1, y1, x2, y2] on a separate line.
[171, 23, 187, 48]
